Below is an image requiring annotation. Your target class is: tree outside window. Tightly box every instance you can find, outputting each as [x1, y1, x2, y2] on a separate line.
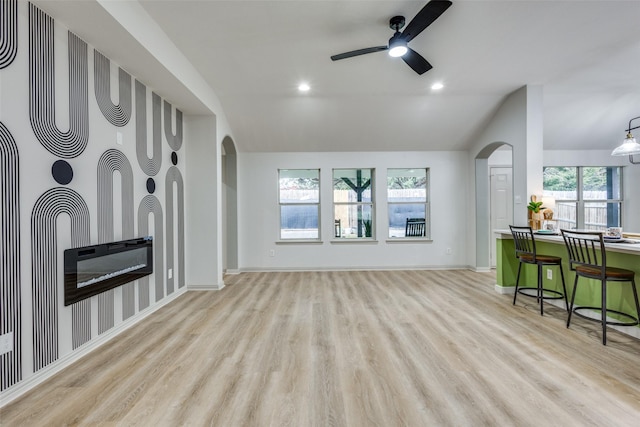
[333, 169, 374, 238]
[543, 166, 622, 231]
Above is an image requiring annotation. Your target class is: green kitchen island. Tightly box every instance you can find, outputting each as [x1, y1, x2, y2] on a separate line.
[495, 230, 640, 339]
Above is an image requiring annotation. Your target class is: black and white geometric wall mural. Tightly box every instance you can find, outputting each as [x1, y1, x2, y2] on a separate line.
[0, 2, 186, 393]
[0, 0, 18, 69]
[1, 122, 21, 391]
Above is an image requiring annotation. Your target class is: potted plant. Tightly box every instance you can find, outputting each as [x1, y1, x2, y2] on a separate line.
[362, 217, 372, 237]
[527, 197, 545, 230]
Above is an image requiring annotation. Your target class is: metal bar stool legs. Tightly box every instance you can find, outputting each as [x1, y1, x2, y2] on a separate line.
[562, 229, 640, 345]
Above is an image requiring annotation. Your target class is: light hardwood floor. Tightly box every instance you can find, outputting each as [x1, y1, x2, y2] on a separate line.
[2, 270, 640, 426]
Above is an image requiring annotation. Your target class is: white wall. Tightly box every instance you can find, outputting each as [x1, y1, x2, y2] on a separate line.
[544, 150, 640, 232]
[238, 151, 470, 270]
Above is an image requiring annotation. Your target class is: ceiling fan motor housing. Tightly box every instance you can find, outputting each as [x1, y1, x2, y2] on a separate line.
[389, 16, 406, 31]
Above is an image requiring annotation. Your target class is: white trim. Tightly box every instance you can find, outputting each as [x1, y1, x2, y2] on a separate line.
[188, 282, 225, 291]
[239, 265, 470, 273]
[473, 267, 491, 273]
[385, 238, 433, 244]
[224, 269, 240, 275]
[0, 287, 187, 407]
[495, 284, 516, 294]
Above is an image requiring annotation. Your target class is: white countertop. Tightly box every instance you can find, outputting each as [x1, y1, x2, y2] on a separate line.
[494, 229, 640, 255]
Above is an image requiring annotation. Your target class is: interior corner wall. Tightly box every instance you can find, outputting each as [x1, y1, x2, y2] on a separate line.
[467, 85, 543, 269]
[184, 115, 224, 289]
[0, 3, 187, 400]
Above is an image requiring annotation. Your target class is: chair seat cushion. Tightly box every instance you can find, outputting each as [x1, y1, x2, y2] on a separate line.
[576, 264, 635, 280]
[518, 254, 562, 264]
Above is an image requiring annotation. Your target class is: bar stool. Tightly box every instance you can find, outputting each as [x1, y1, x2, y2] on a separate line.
[509, 225, 568, 315]
[561, 229, 640, 345]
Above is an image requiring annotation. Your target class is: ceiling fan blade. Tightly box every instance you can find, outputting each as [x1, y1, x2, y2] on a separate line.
[402, 0, 452, 43]
[402, 48, 433, 75]
[331, 46, 388, 61]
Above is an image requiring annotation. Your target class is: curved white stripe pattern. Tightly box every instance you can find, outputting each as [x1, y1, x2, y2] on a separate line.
[97, 149, 135, 330]
[28, 4, 89, 159]
[0, 0, 18, 69]
[1, 122, 21, 390]
[31, 187, 91, 370]
[138, 195, 164, 305]
[135, 80, 161, 176]
[94, 50, 131, 127]
[165, 167, 185, 294]
[163, 100, 183, 150]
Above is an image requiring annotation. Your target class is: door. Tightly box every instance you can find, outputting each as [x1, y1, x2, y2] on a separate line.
[490, 167, 513, 267]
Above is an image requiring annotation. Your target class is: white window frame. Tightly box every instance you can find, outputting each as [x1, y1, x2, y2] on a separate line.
[387, 168, 430, 239]
[332, 168, 375, 240]
[278, 169, 320, 241]
[543, 166, 623, 231]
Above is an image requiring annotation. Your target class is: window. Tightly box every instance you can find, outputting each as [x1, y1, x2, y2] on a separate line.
[387, 168, 429, 238]
[333, 168, 374, 238]
[278, 169, 320, 239]
[543, 166, 623, 231]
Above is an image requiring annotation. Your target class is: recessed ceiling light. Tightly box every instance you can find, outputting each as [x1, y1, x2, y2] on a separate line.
[298, 82, 310, 92]
[431, 82, 444, 90]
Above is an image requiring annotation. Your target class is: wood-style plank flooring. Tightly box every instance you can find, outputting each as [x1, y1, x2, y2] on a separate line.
[2, 270, 640, 426]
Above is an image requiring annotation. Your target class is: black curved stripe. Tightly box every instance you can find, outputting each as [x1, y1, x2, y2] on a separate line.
[0, 0, 18, 69]
[94, 50, 131, 127]
[165, 167, 185, 294]
[1, 122, 21, 390]
[163, 100, 183, 150]
[28, 3, 89, 159]
[31, 187, 91, 370]
[138, 195, 164, 305]
[135, 80, 161, 176]
[97, 149, 135, 323]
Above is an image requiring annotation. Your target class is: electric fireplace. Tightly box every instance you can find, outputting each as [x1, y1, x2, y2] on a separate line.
[64, 237, 153, 306]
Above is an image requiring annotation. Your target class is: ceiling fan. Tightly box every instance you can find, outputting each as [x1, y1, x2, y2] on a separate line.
[330, 0, 452, 75]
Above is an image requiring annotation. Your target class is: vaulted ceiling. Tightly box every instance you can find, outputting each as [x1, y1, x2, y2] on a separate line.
[36, 1, 640, 153]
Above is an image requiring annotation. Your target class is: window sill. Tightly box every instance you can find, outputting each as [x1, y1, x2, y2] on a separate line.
[386, 238, 433, 243]
[276, 239, 323, 245]
[331, 238, 378, 244]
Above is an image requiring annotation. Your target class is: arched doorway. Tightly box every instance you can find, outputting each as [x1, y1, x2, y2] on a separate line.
[475, 142, 513, 271]
[222, 136, 238, 273]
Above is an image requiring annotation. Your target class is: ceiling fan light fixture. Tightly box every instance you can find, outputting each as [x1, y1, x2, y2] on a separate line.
[388, 38, 408, 57]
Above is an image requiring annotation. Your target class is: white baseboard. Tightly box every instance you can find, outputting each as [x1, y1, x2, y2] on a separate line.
[495, 284, 516, 294]
[238, 265, 470, 273]
[188, 282, 225, 291]
[224, 269, 240, 275]
[0, 287, 187, 407]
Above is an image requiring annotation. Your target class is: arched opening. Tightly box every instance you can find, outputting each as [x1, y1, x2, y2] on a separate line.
[475, 142, 513, 271]
[222, 136, 238, 273]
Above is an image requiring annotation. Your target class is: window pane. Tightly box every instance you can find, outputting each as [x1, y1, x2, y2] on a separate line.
[279, 169, 319, 203]
[334, 204, 373, 238]
[387, 168, 427, 202]
[333, 169, 373, 203]
[555, 201, 577, 230]
[280, 205, 318, 239]
[583, 167, 621, 200]
[388, 204, 426, 237]
[543, 167, 577, 200]
[584, 202, 621, 231]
